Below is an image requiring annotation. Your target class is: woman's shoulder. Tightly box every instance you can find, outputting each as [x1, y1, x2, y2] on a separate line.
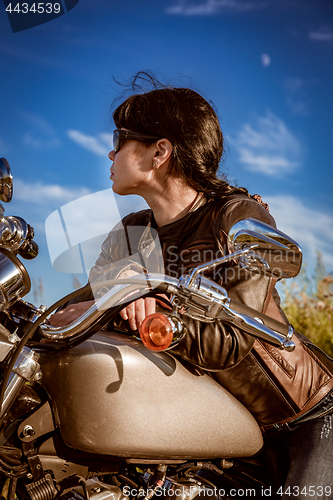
[96, 208, 153, 262]
[121, 208, 153, 227]
[210, 194, 276, 233]
[100, 209, 153, 249]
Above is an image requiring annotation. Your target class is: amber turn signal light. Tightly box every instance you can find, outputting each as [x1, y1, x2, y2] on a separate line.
[139, 313, 174, 351]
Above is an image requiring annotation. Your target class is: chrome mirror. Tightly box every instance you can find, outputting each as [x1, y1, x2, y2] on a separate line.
[227, 218, 302, 279]
[0, 159, 13, 203]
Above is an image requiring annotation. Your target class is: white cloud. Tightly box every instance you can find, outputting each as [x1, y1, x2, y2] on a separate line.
[284, 77, 311, 116]
[67, 130, 112, 157]
[263, 194, 333, 271]
[166, 0, 267, 15]
[22, 112, 60, 149]
[0, 42, 96, 82]
[14, 178, 90, 205]
[260, 53, 271, 67]
[235, 112, 301, 176]
[309, 26, 333, 43]
[284, 77, 304, 93]
[99, 133, 114, 148]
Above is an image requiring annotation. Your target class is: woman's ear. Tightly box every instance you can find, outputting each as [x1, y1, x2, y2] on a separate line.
[153, 138, 173, 168]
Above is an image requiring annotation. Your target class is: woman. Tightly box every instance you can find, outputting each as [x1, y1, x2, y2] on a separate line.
[50, 74, 333, 497]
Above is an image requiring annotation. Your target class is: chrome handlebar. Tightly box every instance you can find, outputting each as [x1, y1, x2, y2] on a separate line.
[40, 270, 295, 351]
[39, 280, 170, 340]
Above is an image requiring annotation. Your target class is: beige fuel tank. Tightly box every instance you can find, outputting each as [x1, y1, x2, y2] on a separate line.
[40, 331, 263, 459]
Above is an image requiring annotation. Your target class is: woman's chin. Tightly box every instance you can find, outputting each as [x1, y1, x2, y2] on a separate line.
[111, 185, 129, 196]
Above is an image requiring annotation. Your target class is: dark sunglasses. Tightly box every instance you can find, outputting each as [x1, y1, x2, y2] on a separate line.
[113, 129, 162, 154]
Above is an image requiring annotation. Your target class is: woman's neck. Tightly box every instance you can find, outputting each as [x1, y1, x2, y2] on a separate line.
[143, 181, 202, 228]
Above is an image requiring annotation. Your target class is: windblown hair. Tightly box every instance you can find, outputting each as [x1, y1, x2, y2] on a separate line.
[112, 72, 249, 198]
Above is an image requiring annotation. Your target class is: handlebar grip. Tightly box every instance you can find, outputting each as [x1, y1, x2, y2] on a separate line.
[229, 298, 291, 338]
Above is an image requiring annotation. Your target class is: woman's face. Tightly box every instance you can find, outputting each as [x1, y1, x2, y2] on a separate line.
[109, 139, 156, 197]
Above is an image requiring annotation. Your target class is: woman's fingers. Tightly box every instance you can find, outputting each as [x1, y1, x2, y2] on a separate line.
[117, 271, 162, 330]
[120, 297, 157, 331]
[134, 298, 146, 330]
[135, 297, 156, 330]
[145, 297, 156, 317]
[120, 301, 136, 330]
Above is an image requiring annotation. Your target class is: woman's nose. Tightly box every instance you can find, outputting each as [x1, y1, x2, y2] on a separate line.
[108, 150, 115, 161]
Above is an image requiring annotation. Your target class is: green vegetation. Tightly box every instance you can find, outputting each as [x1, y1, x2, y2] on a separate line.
[281, 252, 333, 357]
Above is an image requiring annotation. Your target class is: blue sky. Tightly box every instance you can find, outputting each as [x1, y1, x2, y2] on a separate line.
[0, 0, 332, 306]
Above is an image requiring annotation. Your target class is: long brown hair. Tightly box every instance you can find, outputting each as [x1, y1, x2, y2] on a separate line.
[112, 72, 249, 198]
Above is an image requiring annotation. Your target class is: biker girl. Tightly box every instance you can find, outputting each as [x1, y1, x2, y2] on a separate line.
[50, 73, 333, 498]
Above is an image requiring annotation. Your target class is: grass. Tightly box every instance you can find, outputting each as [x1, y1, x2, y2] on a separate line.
[281, 252, 333, 357]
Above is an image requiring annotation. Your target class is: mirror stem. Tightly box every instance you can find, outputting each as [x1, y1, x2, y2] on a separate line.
[186, 244, 259, 288]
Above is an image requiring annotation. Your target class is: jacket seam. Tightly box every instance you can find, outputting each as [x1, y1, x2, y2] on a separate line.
[252, 344, 300, 413]
[250, 350, 299, 414]
[302, 342, 332, 377]
[303, 341, 333, 364]
[299, 378, 333, 410]
[257, 340, 295, 379]
[262, 384, 333, 430]
[211, 196, 265, 229]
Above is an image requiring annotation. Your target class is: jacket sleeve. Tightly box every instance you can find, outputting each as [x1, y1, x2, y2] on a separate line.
[170, 271, 273, 371]
[89, 220, 148, 286]
[89, 210, 163, 290]
[67, 211, 156, 304]
[171, 197, 281, 371]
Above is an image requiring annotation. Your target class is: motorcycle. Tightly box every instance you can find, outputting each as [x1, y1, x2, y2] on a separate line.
[0, 158, 303, 500]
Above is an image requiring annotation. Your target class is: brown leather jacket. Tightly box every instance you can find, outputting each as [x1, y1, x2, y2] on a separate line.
[89, 194, 333, 430]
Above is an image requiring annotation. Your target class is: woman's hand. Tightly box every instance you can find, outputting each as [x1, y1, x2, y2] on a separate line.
[120, 296, 157, 332]
[118, 269, 170, 331]
[48, 300, 95, 327]
[48, 270, 170, 332]
[118, 269, 154, 331]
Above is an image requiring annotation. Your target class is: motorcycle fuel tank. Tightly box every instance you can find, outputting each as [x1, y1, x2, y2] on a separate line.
[40, 331, 263, 459]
